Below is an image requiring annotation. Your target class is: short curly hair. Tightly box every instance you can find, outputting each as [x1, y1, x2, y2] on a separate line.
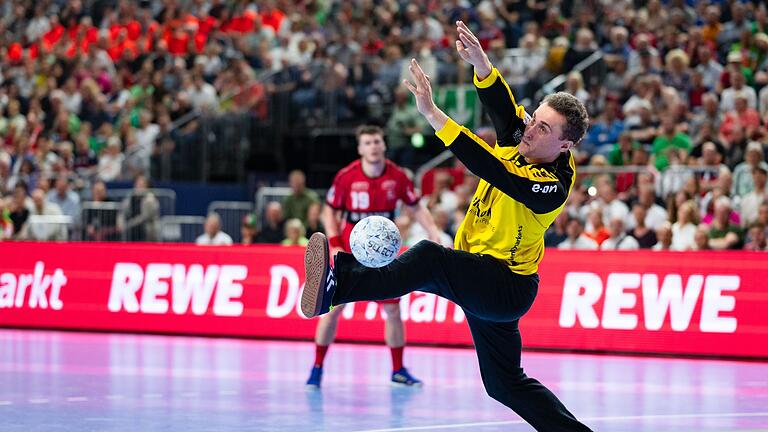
[542, 92, 590, 145]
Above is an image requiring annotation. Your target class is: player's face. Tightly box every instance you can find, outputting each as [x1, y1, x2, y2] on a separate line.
[519, 104, 573, 164]
[358, 133, 387, 164]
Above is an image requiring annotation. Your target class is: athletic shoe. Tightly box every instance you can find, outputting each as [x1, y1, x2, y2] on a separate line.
[391, 367, 423, 387]
[306, 366, 323, 389]
[301, 232, 336, 318]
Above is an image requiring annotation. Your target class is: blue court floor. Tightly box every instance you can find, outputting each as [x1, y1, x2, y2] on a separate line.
[0, 329, 766, 431]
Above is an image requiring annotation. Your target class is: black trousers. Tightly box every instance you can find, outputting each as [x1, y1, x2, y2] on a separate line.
[332, 240, 593, 432]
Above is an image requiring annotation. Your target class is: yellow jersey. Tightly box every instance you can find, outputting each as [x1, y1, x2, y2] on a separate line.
[435, 68, 576, 275]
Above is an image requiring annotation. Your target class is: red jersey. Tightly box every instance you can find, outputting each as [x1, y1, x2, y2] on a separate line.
[326, 159, 419, 251]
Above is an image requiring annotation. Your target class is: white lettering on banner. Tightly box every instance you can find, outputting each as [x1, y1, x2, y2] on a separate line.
[172, 264, 219, 315]
[559, 272, 739, 333]
[266, 265, 300, 318]
[642, 274, 702, 331]
[265, 265, 466, 322]
[108, 263, 246, 316]
[141, 264, 172, 314]
[0, 262, 66, 310]
[700, 275, 739, 333]
[559, 272, 602, 328]
[602, 273, 640, 330]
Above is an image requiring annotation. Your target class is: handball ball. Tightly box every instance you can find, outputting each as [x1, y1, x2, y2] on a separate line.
[349, 216, 401, 268]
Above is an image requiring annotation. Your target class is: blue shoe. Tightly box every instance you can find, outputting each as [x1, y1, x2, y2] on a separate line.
[391, 367, 422, 387]
[306, 366, 323, 389]
[301, 233, 337, 318]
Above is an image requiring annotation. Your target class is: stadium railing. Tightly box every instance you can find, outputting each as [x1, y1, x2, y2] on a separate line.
[160, 215, 206, 243]
[207, 201, 254, 244]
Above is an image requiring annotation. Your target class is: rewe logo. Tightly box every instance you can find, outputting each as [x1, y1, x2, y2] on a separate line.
[0, 262, 67, 310]
[559, 272, 739, 333]
[108, 263, 247, 316]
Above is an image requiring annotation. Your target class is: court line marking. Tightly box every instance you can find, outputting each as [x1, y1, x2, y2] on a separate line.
[28, 398, 49, 404]
[351, 412, 768, 432]
[0, 401, 12, 406]
[66, 396, 88, 402]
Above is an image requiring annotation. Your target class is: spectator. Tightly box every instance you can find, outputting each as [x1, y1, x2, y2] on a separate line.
[26, 188, 67, 241]
[628, 184, 668, 231]
[503, 34, 546, 100]
[8, 182, 31, 239]
[281, 217, 308, 246]
[651, 114, 692, 171]
[732, 142, 768, 198]
[563, 28, 596, 73]
[692, 225, 711, 251]
[97, 136, 124, 182]
[305, 201, 324, 237]
[557, 217, 598, 250]
[544, 212, 568, 247]
[591, 176, 629, 227]
[652, 222, 674, 251]
[607, 132, 640, 166]
[706, 196, 743, 250]
[695, 46, 723, 91]
[121, 174, 160, 242]
[662, 49, 692, 95]
[46, 174, 81, 228]
[0, 197, 14, 240]
[739, 167, 768, 227]
[744, 223, 768, 251]
[584, 207, 611, 246]
[83, 180, 119, 242]
[720, 66, 757, 112]
[719, 95, 761, 146]
[385, 86, 427, 169]
[671, 201, 698, 251]
[600, 217, 639, 250]
[422, 170, 459, 214]
[583, 98, 624, 157]
[256, 201, 285, 244]
[241, 214, 258, 245]
[627, 203, 658, 249]
[696, 141, 731, 193]
[689, 93, 723, 141]
[196, 213, 233, 245]
[281, 169, 319, 226]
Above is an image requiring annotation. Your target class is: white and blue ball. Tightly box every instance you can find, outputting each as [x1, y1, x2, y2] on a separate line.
[349, 215, 401, 268]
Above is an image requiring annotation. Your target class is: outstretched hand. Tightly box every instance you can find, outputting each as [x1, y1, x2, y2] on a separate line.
[403, 58, 447, 130]
[455, 20, 493, 79]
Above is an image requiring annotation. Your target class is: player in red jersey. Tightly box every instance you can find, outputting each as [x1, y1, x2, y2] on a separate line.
[306, 125, 443, 389]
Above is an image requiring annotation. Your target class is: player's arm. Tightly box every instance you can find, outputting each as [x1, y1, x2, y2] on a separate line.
[321, 204, 342, 239]
[404, 59, 569, 214]
[455, 20, 527, 146]
[438, 120, 570, 213]
[322, 174, 348, 253]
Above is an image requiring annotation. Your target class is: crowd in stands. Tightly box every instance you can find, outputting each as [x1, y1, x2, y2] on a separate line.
[0, 0, 767, 250]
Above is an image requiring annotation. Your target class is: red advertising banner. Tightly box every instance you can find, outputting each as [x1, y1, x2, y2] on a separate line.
[1, 242, 767, 358]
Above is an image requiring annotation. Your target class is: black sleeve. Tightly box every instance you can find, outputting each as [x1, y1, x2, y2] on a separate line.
[473, 68, 528, 147]
[437, 119, 572, 214]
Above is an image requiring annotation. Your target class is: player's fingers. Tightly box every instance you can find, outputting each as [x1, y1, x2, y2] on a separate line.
[409, 59, 428, 86]
[458, 25, 480, 46]
[459, 33, 475, 50]
[402, 79, 417, 94]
